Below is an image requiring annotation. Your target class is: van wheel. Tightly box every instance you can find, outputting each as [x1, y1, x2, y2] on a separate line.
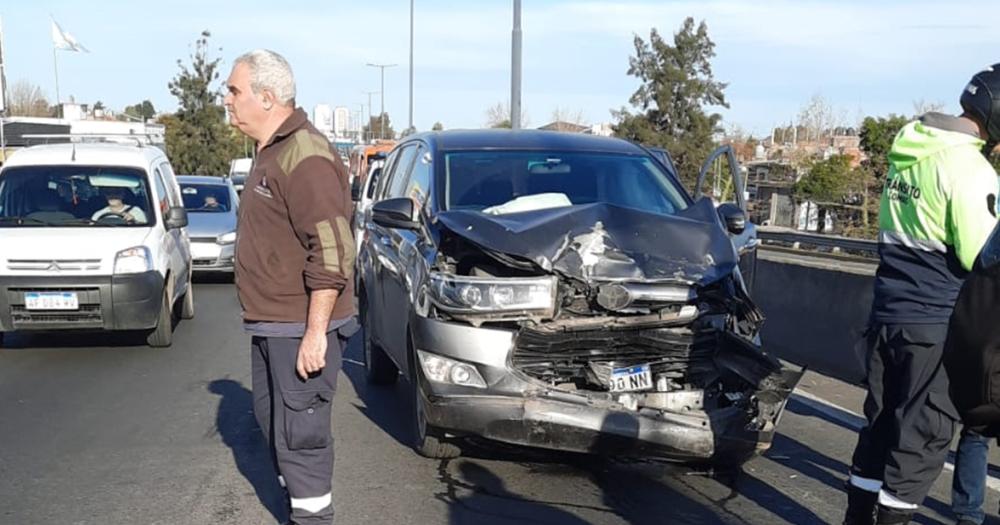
[180, 285, 195, 320]
[147, 289, 174, 347]
[409, 334, 461, 459]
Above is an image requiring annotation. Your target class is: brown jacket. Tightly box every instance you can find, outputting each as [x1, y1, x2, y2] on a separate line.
[235, 108, 356, 323]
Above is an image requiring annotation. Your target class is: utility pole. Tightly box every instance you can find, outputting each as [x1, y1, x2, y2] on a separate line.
[409, 0, 415, 133]
[510, 0, 522, 130]
[366, 63, 397, 140]
[363, 90, 378, 140]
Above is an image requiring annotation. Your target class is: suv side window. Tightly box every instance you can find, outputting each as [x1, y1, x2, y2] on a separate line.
[386, 145, 419, 199]
[404, 145, 433, 209]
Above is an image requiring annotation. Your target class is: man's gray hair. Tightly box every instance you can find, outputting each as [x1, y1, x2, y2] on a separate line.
[234, 49, 296, 106]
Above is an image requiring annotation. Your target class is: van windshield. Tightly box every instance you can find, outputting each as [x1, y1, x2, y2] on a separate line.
[0, 165, 154, 227]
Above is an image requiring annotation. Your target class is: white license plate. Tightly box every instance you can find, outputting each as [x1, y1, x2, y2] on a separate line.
[25, 292, 79, 311]
[609, 364, 653, 392]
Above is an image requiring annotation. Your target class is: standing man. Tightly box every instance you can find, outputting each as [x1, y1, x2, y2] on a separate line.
[843, 65, 1000, 525]
[225, 49, 356, 525]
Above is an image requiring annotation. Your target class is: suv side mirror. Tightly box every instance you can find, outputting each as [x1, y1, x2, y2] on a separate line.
[165, 207, 188, 230]
[717, 203, 746, 235]
[372, 198, 419, 230]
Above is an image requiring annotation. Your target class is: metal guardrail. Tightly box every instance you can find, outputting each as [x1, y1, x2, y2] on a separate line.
[757, 227, 878, 258]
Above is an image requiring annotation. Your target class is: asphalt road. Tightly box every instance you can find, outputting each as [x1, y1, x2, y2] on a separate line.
[0, 279, 996, 525]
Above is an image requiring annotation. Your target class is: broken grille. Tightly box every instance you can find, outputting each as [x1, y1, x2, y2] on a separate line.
[512, 324, 719, 387]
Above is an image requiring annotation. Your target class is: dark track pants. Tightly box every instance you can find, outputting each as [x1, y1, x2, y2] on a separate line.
[252, 333, 343, 525]
[850, 323, 960, 504]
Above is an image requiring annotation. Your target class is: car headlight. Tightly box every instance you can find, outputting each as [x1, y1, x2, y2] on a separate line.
[114, 246, 152, 275]
[428, 273, 556, 316]
[417, 351, 488, 388]
[216, 231, 237, 245]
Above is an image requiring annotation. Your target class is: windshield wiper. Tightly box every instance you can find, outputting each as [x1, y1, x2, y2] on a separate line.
[0, 216, 55, 226]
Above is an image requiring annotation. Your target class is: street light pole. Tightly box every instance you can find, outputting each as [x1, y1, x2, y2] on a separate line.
[409, 0, 414, 133]
[366, 63, 397, 140]
[511, 0, 522, 130]
[362, 91, 378, 142]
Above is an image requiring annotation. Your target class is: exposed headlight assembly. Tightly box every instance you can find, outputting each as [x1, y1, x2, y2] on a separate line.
[428, 272, 556, 319]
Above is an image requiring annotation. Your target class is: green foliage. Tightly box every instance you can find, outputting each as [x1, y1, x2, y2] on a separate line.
[162, 31, 240, 176]
[794, 154, 856, 202]
[123, 100, 156, 121]
[431, 121, 444, 131]
[362, 113, 395, 140]
[613, 18, 728, 191]
[859, 114, 909, 179]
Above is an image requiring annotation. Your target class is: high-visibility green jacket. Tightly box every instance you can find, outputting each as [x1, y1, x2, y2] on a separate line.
[873, 114, 998, 324]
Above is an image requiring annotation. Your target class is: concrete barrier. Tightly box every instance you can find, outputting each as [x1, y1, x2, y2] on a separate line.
[752, 251, 876, 384]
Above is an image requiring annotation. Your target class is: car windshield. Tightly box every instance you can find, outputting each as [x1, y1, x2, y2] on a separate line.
[444, 151, 689, 216]
[181, 183, 233, 213]
[0, 165, 153, 227]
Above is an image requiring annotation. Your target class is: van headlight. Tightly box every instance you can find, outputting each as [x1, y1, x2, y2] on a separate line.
[428, 273, 556, 317]
[114, 246, 152, 274]
[216, 231, 237, 245]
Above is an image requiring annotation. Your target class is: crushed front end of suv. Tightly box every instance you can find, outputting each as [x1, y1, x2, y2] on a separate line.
[358, 131, 802, 465]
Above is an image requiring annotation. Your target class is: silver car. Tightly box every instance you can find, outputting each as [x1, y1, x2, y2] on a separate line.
[357, 130, 802, 465]
[178, 175, 238, 273]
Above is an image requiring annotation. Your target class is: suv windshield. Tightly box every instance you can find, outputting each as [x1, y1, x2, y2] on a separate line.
[181, 183, 233, 213]
[0, 165, 154, 227]
[444, 151, 689, 216]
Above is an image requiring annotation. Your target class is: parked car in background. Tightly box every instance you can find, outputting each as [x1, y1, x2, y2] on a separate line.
[178, 175, 238, 275]
[0, 142, 194, 348]
[356, 129, 802, 464]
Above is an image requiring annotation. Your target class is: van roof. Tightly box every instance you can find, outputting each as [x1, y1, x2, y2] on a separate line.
[1, 143, 165, 172]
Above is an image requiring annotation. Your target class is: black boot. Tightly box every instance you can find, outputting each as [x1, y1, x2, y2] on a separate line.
[843, 484, 878, 525]
[874, 504, 914, 524]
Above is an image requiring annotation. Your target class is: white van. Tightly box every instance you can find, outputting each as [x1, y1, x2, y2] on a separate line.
[0, 142, 194, 347]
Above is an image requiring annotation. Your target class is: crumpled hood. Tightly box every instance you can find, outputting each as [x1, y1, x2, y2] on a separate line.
[436, 199, 738, 285]
[889, 117, 985, 172]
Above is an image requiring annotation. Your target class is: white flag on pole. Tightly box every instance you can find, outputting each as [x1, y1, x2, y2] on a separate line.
[51, 19, 88, 53]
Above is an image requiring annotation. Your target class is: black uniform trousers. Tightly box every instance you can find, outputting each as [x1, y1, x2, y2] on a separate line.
[850, 323, 960, 504]
[252, 333, 343, 525]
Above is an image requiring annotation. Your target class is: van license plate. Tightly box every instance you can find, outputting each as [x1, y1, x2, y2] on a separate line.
[25, 292, 79, 310]
[609, 364, 653, 392]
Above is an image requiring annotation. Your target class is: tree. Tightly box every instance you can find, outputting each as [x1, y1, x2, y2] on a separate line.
[859, 115, 909, 180]
[432, 121, 444, 131]
[7, 80, 53, 117]
[612, 18, 728, 190]
[485, 101, 528, 129]
[797, 94, 843, 143]
[93, 101, 105, 111]
[912, 99, 945, 117]
[794, 154, 855, 202]
[123, 100, 156, 121]
[163, 31, 240, 176]
[550, 107, 586, 126]
[362, 113, 395, 140]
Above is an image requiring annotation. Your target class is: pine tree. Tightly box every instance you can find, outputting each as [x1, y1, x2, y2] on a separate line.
[613, 18, 728, 190]
[162, 31, 239, 176]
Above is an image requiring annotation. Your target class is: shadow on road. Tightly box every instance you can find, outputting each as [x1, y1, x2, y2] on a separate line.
[208, 379, 288, 524]
[0, 330, 148, 349]
[439, 460, 597, 525]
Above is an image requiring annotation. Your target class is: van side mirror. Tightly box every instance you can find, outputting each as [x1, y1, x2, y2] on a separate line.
[351, 178, 362, 202]
[165, 207, 188, 229]
[717, 203, 746, 235]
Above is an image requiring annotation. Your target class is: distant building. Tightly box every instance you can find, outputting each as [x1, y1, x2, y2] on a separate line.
[313, 104, 333, 133]
[333, 107, 350, 139]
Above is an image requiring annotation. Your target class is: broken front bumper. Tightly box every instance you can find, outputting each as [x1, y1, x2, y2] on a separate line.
[412, 316, 804, 463]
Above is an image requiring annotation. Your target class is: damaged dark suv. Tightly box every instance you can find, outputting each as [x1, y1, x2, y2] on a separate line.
[356, 130, 802, 465]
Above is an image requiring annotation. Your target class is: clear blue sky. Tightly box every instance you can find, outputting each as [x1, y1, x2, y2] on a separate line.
[2, 1, 998, 136]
